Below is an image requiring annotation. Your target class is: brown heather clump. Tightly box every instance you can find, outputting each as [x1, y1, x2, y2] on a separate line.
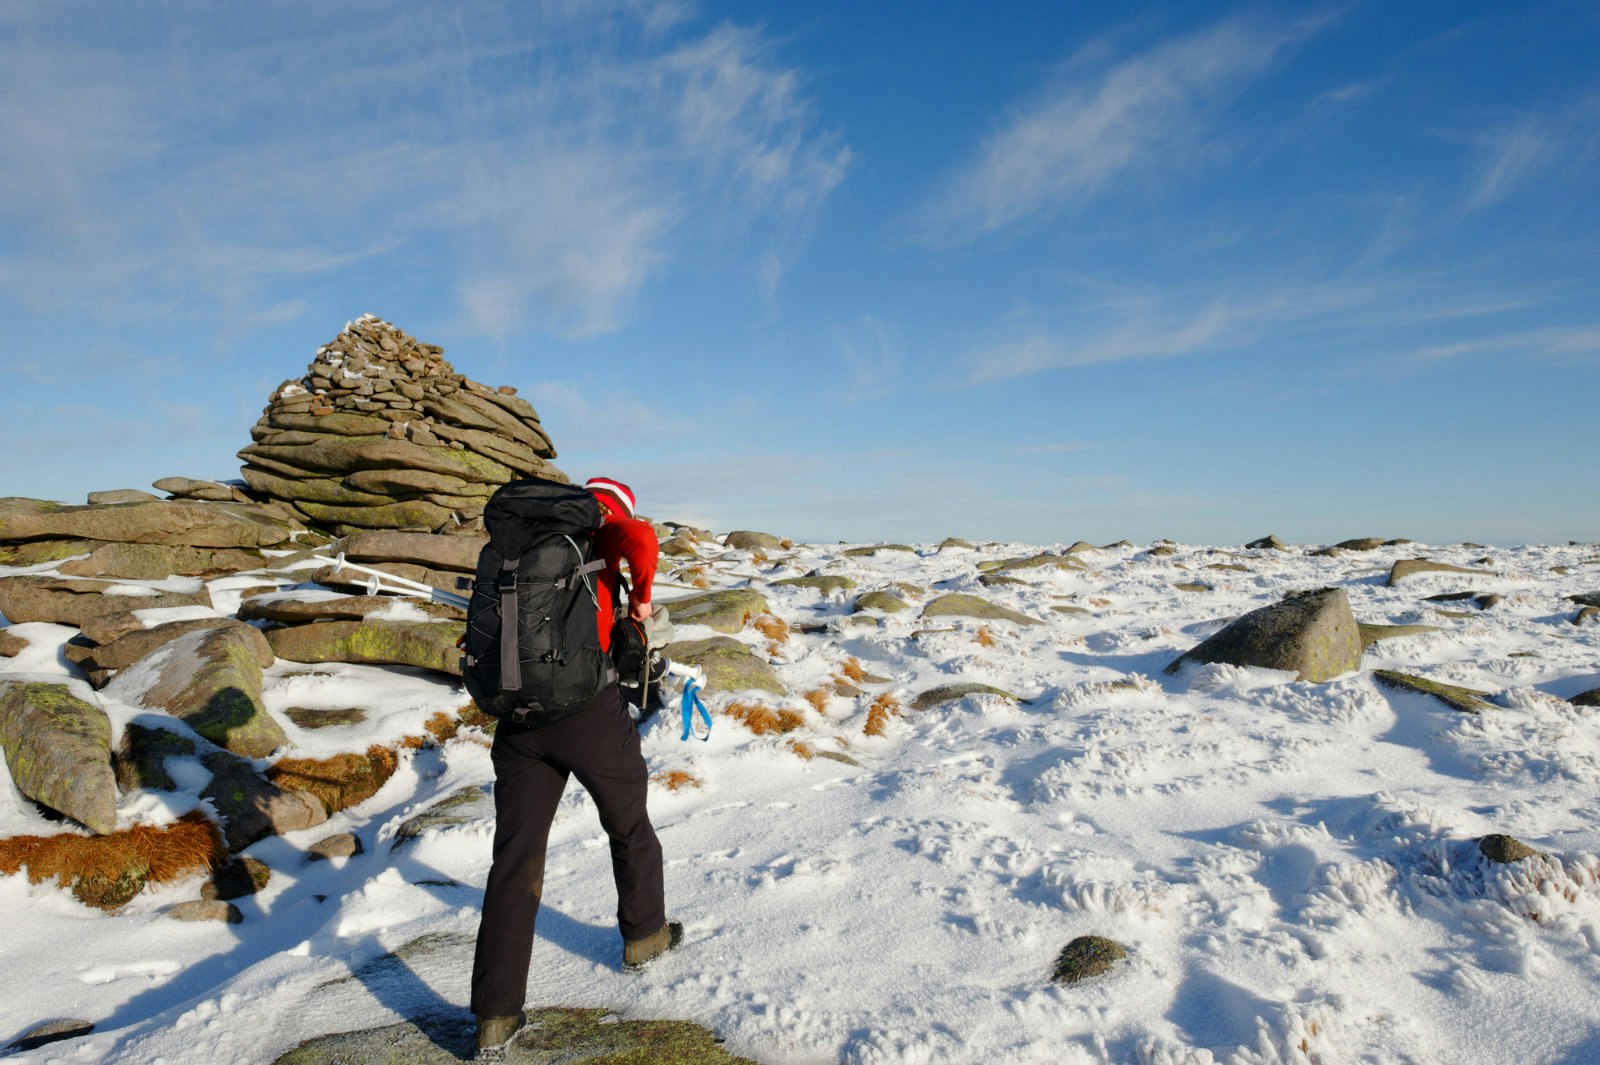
[788, 740, 815, 760]
[724, 702, 806, 736]
[753, 614, 789, 643]
[751, 549, 769, 565]
[863, 693, 901, 737]
[976, 627, 998, 648]
[0, 811, 226, 910]
[838, 657, 867, 683]
[651, 770, 702, 791]
[267, 745, 399, 814]
[803, 688, 831, 714]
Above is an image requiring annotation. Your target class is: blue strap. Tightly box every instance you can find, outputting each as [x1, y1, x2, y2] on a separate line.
[680, 679, 712, 742]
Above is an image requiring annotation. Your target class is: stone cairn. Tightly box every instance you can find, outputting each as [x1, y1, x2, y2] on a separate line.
[239, 314, 566, 536]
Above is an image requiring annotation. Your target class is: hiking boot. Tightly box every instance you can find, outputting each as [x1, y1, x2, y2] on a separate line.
[475, 1013, 527, 1062]
[623, 920, 683, 970]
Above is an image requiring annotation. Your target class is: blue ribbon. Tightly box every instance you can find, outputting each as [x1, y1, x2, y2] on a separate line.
[680, 678, 712, 742]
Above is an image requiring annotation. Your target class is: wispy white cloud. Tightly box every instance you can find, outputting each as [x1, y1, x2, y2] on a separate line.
[1462, 97, 1600, 212]
[1411, 324, 1600, 362]
[0, 2, 847, 339]
[833, 314, 904, 399]
[912, 13, 1326, 242]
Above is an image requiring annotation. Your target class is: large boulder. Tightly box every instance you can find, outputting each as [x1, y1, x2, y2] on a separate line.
[664, 636, 784, 695]
[335, 531, 486, 573]
[0, 497, 295, 548]
[0, 575, 213, 627]
[106, 626, 286, 758]
[238, 314, 565, 534]
[0, 681, 118, 834]
[723, 530, 784, 551]
[1165, 587, 1360, 682]
[240, 593, 464, 625]
[920, 593, 1042, 626]
[266, 619, 465, 676]
[659, 590, 771, 634]
[67, 618, 271, 688]
[771, 573, 856, 595]
[153, 476, 240, 502]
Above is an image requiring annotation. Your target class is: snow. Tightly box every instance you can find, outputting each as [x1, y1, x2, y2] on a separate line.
[2, 539, 1599, 1063]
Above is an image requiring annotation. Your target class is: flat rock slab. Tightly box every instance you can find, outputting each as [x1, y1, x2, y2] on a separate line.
[1373, 670, 1497, 714]
[107, 626, 286, 758]
[202, 751, 328, 850]
[1357, 622, 1445, 651]
[267, 620, 465, 676]
[841, 544, 915, 557]
[1387, 559, 1485, 586]
[976, 554, 1085, 574]
[393, 786, 493, 847]
[663, 636, 784, 695]
[336, 531, 486, 573]
[56, 543, 264, 580]
[154, 476, 238, 501]
[854, 591, 909, 614]
[920, 593, 1041, 626]
[241, 594, 464, 624]
[0, 575, 213, 627]
[911, 683, 1021, 711]
[1167, 587, 1360, 682]
[0, 680, 117, 834]
[771, 574, 856, 594]
[659, 590, 771, 634]
[273, 1007, 762, 1065]
[0, 497, 295, 548]
[313, 561, 463, 597]
[69, 618, 271, 684]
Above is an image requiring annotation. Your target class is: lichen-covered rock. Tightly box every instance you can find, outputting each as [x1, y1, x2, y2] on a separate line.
[976, 553, 1084, 574]
[168, 900, 242, 923]
[664, 636, 785, 695]
[1333, 537, 1385, 551]
[266, 619, 464, 676]
[106, 626, 286, 758]
[272, 1006, 761, 1065]
[202, 856, 272, 900]
[153, 476, 239, 502]
[841, 544, 915, 557]
[0, 630, 25, 657]
[910, 683, 1021, 711]
[335, 530, 486, 572]
[0, 496, 295, 548]
[201, 752, 328, 850]
[1478, 834, 1541, 863]
[1373, 670, 1496, 714]
[1051, 935, 1127, 985]
[920, 593, 1041, 626]
[937, 537, 976, 551]
[55, 543, 263, 580]
[0, 681, 117, 834]
[1245, 534, 1286, 550]
[658, 590, 771, 634]
[113, 723, 198, 792]
[240, 593, 463, 625]
[286, 706, 369, 729]
[0, 575, 214, 627]
[393, 786, 492, 847]
[70, 618, 272, 687]
[854, 591, 910, 614]
[723, 530, 784, 551]
[1166, 587, 1360, 682]
[1387, 558, 1483, 585]
[771, 574, 857, 595]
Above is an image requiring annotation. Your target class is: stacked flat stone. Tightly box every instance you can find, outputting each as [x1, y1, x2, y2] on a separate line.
[238, 314, 566, 535]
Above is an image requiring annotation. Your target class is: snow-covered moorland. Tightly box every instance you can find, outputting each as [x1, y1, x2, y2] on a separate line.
[3, 535, 1599, 1064]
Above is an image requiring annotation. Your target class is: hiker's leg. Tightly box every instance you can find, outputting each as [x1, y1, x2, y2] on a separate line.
[566, 685, 666, 940]
[470, 725, 569, 1019]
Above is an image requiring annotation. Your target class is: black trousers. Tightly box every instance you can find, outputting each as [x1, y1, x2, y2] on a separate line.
[470, 684, 665, 1018]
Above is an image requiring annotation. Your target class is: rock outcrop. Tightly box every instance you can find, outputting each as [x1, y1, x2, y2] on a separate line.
[238, 314, 565, 535]
[1165, 587, 1360, 682]
[0, 681, 118, 834]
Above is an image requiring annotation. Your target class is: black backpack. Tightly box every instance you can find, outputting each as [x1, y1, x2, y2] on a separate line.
[461, 477, 616, 726]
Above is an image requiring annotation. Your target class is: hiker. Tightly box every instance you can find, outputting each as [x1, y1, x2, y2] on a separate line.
[469, 476, 680, 1061]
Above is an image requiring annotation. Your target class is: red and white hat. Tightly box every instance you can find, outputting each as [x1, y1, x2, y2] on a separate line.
[584, 477, 636, 518]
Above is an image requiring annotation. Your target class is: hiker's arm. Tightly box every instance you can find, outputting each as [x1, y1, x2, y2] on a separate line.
[614, 516, 659, 617]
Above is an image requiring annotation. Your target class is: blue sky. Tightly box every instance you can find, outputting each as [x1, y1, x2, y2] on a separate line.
[2, 1, 1596, 545]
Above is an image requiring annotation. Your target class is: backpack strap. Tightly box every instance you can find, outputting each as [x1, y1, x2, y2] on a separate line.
[498, 558, 521, 692]
[557, 558, 606, 589]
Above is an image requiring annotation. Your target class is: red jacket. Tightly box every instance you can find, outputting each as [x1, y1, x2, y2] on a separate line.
[591, 496, 658, 653]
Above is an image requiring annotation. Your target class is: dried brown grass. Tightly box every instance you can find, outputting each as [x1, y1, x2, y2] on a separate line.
[752, 614, 789, 643]
[863, 693, 902, 737]
[838, 657, 867, 683]
[0, 810, 226, 906]
[267, 745, 399, 814]
[751, 549, 769, 565]
[803, 688, 831, 714]
[975, 627, 998, 648]
[788, 740, 815, 760]
[651, 770, 702, 791]
[724, 702, 806, 736]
